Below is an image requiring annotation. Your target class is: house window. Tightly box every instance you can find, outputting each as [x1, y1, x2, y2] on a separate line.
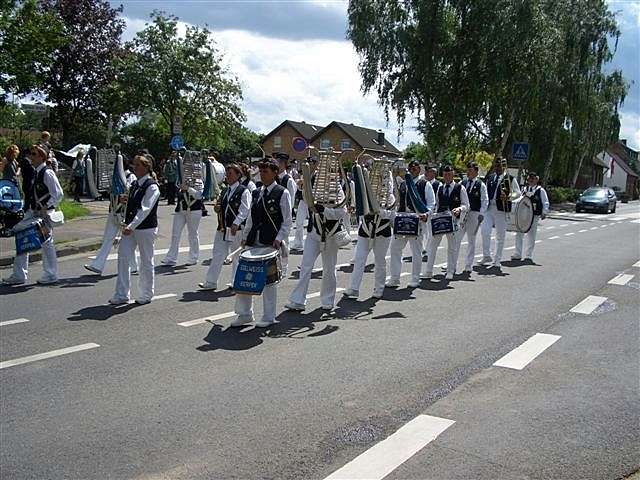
[341, 139, 351, 150]
[320, 138, 331, 149]
[273, 136, 282, 149]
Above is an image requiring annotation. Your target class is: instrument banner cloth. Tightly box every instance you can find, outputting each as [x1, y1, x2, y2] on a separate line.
[430, 212, 457, 235]
[233, 247, 282, 295]
[14, 218, 50, 255]
[393, 213, 420, 237]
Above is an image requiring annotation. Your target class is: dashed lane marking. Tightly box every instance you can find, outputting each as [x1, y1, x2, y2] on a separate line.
[579, 229, 588, 233]
[590, 226, 598, 230]
[307, 288, 345, 299]
[632, 219, 640, 224]
[608, 274, 634, 286]
[559, 224, 569, 228]
[564, 232, 575, 236]
[323, 414, 455, 480]
[634, 260, 640, 268]
[493, 333, 561, 370]
[0, 318, 29, 327]
[549, 236, 559, 240]
[570, 295, 608, 314]
[0, 343, 100, 370]
[153, 294, 177, 300]
[89, 244, 214, 262]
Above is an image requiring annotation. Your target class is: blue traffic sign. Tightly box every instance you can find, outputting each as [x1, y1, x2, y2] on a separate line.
[170, 135, 184, 150]
[512, 142, 529, 162]
[292, 137, 308, 152]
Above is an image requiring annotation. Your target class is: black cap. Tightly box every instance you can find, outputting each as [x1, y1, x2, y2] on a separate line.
[259, 158, 279, 171]
[442, 165, 454, 173]
[467, 162, 479, 171]
[273, 152, 290, 162]
[528, 171, 538, 178]
[408, 160, 421, 168]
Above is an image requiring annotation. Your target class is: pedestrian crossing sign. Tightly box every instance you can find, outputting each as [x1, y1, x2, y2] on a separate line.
[512, 142, 529, 162]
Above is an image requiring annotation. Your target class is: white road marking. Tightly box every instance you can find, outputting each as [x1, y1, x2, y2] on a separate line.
[0, 318, 29, 327]
[178, 312, 235, 327]
[323, 414, 455, 480]
[504, 246, 515, 250]
[153, 294, 177, 300]
[600, 225, 608, 228]
[634, 260, 640, 268]
[631, 219, 640, 224]
[89, 244, 214, 262]
[570, 295, 608, 314]
[307, 288, 345, 299]
[579, 229, 588, 233]
[0, 343, 100, 370]
[590, 226, 598, 230]
[178, 289, 346, 327]
[559, 224, 569, 227]
[549, 236, 559, 240]
[565, 232, 575, 236]
[546, 226, 556, 230]
[608, 274, 634, 286]
[608, 223, 616, 227]
[535, 240, 541, 244]
[493, 333, 561, 370]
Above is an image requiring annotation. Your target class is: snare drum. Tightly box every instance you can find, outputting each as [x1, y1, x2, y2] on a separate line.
[233, 247, 282, 295]
[393, 213, 420, 238]
[506, 196, 534, 233]
[430, 212, 457, 235]
[14, 218, 50, 255]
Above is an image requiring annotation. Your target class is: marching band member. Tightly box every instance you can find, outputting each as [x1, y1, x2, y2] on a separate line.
[387, 160, 435, 288]
[2, 143, 63, 286]
[161, 152, 205, 267]
[85, 152, 138, 275]
[274, 152, 297, 204]
[199, 164, 252, 291]
[512, 172, 549, 262]
[423, 166, 441, 259]
[422, 165, 469, 281]
[109, 155, 160, 305]
[290, 158, 314, 252]
[344, 164, 396, 300]
[285, 169, 348, 312]
[231, 159, 292, 328]
[459, 162, 488, 272]
[480, 158, 520, 269]
[240, 162, 257, 192]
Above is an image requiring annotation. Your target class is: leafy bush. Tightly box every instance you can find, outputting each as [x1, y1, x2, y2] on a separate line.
[547, 186, 582, 203]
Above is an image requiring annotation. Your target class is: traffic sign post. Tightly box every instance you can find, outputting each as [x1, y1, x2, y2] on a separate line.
[512, 142, 529, 163]
[170, 135, 184, 150]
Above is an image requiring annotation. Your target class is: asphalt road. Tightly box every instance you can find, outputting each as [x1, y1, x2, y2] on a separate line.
[1, 202, 639, 480]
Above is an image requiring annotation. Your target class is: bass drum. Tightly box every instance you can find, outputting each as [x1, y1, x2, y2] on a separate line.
[507, 196, 534, 233]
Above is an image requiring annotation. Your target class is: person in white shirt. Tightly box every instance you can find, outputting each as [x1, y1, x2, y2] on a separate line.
[110, 155, 160, 305]
[199, 164, 252, 291]
[285, 172, 348, 312]
[387, 160, 435, 288]
[512, 172, 549, 262]
[422, 165, 470, 281]
[344, 168, 396, 300]
[232, 159, 292, 328]
[161, 152, 205, 267]
[274, 152, 297, 205]
[239, 163, 257, 192]
[459, 162, 489, 273]
[480, 157, 520, 269]
[2, 143, 63, 285]
[85, 154, 138, 275]
[423, 167, 441, 259]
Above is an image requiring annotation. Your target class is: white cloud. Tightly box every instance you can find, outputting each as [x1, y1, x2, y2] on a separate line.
[619, 111, 640, 150]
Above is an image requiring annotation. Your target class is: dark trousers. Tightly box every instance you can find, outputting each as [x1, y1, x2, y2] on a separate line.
[166, 182, 177, 205]
[74, 176, 84, 201]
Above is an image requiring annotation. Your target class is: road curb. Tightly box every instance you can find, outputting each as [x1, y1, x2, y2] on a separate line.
[0, 237, 103, 267]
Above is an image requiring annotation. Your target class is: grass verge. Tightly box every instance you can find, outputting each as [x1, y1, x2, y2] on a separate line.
[59, 199, 91, 221]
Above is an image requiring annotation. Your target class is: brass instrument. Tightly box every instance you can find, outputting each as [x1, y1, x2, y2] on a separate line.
[362, 154, 397, 214]
[499, 157, 519, 202]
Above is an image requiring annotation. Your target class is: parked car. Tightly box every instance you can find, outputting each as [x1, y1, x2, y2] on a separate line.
[575, 187, 617, 213]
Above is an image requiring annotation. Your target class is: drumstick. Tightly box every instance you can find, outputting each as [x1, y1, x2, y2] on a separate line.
[224, 246, 244, 263]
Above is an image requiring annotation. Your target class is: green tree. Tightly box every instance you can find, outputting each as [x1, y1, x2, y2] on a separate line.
[0, 0, 65, 97]
[118, 11, 245, 149]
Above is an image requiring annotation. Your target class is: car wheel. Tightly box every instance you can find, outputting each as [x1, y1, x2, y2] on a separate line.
[575, 207, 581, 213]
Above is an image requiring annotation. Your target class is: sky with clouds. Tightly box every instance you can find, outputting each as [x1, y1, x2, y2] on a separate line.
[113, 0, 640, 150]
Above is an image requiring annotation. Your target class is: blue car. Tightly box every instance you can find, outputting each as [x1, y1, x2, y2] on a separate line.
[575, 187, 617, 214]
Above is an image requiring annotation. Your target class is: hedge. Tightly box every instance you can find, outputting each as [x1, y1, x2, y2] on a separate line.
[547, 186, 582, 204]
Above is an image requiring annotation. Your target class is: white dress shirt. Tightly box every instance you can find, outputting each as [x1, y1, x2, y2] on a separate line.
[243, 182, 292, 243]
[279, 171, 297, 203]
[127, 174, 161, 230]
[524, 185, 550, 215]
[465, 177, 489, 214]
[35, 163, 63, 209]
[434, 181, 470, 213]
[422, 177, 436, 213]
[224, 181, 252, 226]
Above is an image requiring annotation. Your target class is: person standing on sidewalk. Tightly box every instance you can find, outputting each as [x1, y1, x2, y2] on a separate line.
[3, 145, 21, 185]
[71, 151, 86, 202]
[2, 143, 63, 286]
[164, 152, 178, 205]
[109, 155, 160, 305]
